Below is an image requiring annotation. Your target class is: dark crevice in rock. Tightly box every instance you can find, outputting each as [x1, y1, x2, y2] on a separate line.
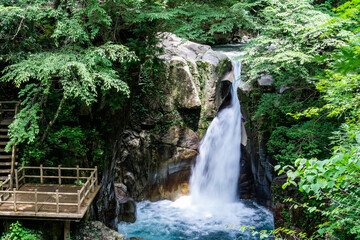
[238, 144, 256, 199]
[177, 108, 201, 131]
[218, 85, 232, 111]
[140, 123, 155, 131]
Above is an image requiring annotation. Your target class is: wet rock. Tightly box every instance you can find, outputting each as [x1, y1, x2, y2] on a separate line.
[212, 28, 254, 44]
[115, 183, 136, 223]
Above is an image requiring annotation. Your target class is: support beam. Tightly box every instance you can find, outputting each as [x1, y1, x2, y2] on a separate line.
[64, 221, 70, 240]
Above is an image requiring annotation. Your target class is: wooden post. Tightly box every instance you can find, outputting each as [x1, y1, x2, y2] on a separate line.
[13, 188, 17, 212]
[15, 170, 18, 190]
[40, 164, 43, 184]
[8, 174, 12, 190]
[35, 189, 38, 213]
[56, 189, 59, 214]
[15, 103, 19, 115]
[91, 173, 94, 193]
[10, 145, 15, 178]
[58, 165, 61, 185]
[0, 181, 3, 201]
[64, 221, 70, 240]
[95, 166, 98, 186]
[76, 165, 79, 185]
[22, 164, 25, 184]
[77, 190, 80, 214]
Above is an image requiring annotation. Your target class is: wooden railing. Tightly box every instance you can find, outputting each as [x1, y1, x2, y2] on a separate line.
[0, 165, 98, 215]
[0, 175, 12, 202]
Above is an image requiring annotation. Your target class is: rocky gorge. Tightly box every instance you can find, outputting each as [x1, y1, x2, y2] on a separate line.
[95, 33, 273, 229]
[1, 1, 356, 239]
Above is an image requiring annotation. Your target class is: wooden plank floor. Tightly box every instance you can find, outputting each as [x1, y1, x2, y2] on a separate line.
[0, 184, 100, 219]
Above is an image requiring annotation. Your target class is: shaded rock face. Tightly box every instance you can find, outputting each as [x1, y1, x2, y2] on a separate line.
[271, 175, 311, 236]
[236, 73, 274, 208]
[118, 127, 199, 202]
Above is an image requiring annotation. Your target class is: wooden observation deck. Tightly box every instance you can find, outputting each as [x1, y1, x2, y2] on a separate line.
[0, 165, 100, 220]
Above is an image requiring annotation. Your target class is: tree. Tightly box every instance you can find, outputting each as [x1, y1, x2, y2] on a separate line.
[282, 0, 360, 238]
[0, 0, 138, 167]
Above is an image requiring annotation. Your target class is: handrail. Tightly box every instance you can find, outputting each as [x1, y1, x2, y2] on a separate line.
[22, 166, 96, 171]
[0, 101, 20, 104]
[0, 165, 99, 215]
[0, 175, 12, 202]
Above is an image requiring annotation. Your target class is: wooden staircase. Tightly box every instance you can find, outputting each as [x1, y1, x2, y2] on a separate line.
[0, 101, 20, 184]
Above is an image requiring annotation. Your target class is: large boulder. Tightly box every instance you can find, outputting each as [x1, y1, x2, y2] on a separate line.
[157, 32, 233, 128]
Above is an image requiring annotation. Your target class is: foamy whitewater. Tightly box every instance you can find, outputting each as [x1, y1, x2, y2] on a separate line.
[118, 47, 274, 240]
[190, 53, 242, 204]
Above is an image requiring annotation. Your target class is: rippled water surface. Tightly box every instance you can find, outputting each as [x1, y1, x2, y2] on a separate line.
[117, 196, 273, 240]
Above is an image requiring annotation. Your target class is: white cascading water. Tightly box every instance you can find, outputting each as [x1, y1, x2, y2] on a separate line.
[190, 56, 242, 204]
[117, 48, 273, 240]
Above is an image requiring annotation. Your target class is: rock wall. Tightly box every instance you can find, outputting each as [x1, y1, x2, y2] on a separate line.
[96, 33, 233, 228]
[237, 76, 274, 208]
[120, 33, 233, 202]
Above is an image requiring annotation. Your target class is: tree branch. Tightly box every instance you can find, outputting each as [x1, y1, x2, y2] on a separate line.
[39, 95, 66, 145]
[12, 7, 29, 40]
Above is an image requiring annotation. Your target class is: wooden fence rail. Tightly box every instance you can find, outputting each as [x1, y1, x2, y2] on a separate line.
[0, 166, 98, 215]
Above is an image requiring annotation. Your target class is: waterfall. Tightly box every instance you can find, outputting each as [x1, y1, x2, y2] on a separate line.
[190, 54, 242, 204]
[117, 49, 274, 240]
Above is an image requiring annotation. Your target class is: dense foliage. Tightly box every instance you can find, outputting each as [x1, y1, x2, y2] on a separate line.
[0, 0, 139, 169]
[1, 221, 41, 240]
[236, 0, 360, 238]
[241, 0, 350, 166]
[282, 1, 360, 238]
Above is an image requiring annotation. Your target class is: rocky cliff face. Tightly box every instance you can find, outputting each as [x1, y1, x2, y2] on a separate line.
[96, 34, 275, 228]
[96, 33, 233, 228]
[121, 33, 233, 202]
